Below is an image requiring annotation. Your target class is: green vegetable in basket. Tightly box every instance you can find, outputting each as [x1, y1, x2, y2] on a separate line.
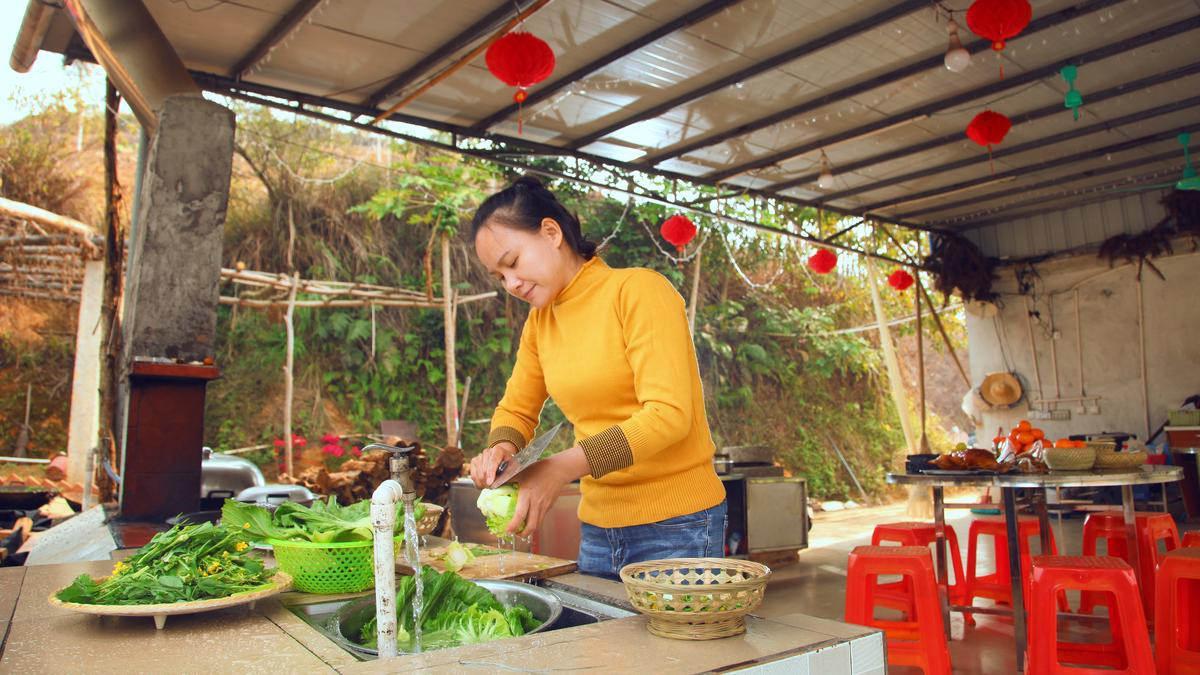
[220, 496, 425, 543]
[56, 522, 273, 605]
[358, 568, 542, 652]
[476, 485, 519, 537]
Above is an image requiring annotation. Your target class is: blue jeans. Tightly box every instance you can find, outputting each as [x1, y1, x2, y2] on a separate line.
[577, 501, 727, 580]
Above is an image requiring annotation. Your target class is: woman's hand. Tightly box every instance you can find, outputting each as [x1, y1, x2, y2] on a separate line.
[507, 445, 590, 538]
[469, 441, 517, 488]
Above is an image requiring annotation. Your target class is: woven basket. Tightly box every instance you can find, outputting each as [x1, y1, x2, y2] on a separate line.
[417, 504, 443, 535]
[1094, 446, 1147, 470]
[619, 558, 770, 640]
[270, 535, 402, 594]
[1043, 445, 1096, 471]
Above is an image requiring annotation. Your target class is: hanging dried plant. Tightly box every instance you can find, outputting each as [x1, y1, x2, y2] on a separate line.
[1097, 189, 1200, 280]
[923, 231, 997, 302]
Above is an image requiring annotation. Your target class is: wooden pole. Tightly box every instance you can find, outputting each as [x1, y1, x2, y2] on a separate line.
[97, 79, 125, 501]
[918, 281, 971, 388]
[915, 276, 930, 452]
[867, 262, 916, 453]
[687, 238, 704, 333]
[283, 272, 298, 476]
[442, 233, 459, 449]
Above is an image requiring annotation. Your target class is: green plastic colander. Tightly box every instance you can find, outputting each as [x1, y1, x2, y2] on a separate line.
[269, 536, 403, 594]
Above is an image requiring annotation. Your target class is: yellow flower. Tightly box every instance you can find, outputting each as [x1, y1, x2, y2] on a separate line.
[112, 561, 128, 576]
[234, 542, 249, 552]
[242, 523, 251, 529]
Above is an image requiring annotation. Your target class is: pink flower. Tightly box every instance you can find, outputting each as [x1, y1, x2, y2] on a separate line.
[292, 434, 307, 447]
[273, 438, 286, 448]
[322, 443, 340, 456]
[321, 433, 340, 444]
[332, 446, 345, 458]
[351, 446, 362, 457]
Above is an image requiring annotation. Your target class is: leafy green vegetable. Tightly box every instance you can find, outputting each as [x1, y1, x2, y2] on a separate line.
[441, 540, 475, 573]
[55, 522, 273, 605]
[476, 485, 519, 537]
[358, 568, 542, 652]
[220, 496, 424, 543]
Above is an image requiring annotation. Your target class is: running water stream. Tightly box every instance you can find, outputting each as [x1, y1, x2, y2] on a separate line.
[401, 495, 422, 653]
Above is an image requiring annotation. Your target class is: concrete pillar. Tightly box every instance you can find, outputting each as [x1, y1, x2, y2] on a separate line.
[122, 95, 234, 361]
[66, 260, 104, 485]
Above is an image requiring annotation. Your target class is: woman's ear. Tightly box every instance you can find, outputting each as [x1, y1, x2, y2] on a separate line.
[540, 217, 564, 248]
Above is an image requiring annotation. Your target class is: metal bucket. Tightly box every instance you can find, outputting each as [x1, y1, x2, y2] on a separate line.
[330, 579, 563, 657]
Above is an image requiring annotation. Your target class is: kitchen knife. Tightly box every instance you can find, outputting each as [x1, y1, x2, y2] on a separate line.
[489, 421, 565, 489]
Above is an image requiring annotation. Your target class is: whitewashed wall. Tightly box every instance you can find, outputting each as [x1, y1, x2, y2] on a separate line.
[964, 246, 1200, 443]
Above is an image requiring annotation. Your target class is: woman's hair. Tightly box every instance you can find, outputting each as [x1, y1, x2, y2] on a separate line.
[471, 176, 597, 260]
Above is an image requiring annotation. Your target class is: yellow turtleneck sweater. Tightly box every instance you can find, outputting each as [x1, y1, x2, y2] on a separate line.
[487, 257, 725, 529]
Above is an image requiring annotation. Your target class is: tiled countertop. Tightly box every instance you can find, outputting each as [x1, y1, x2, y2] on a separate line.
[0, 563, 883, 674]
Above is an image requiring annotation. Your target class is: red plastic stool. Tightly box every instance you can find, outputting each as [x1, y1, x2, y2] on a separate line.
[1027, 556, 1154, 674]
[1155, 547, 1200, 673]
[1079, 511, 1180, 617]
[871, 521, 973, 626]
[845, 545, 952, 675]
[964, 516, 1069, 614]
[1184, 531, 1200, 548]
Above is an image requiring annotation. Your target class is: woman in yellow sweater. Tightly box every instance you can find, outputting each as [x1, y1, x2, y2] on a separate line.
[468, 176, 726, 579]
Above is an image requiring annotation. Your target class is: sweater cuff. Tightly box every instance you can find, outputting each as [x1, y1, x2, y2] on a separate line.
[579, 426, 634, 478]
[487, 426, 527, 451]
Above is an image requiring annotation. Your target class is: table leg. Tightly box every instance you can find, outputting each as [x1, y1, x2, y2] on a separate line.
[1004, 488, 1027, 672]
[1035, 489, 1052, 554]
[1122, 485, 1142, 585]
[933, 486, 951, 639]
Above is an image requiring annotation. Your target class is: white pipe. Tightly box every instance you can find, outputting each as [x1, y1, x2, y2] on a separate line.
[1074, 290, 1085, 399]
[1023, 295, 1044, 406]
[1137, 278, 1151, 440]
[371, 479, 404, 659]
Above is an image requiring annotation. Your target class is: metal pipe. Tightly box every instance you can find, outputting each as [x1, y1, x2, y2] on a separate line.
[1074, 290, 1085, 400]
[1023, 295, 1044, 407]
[9, 0, 53, 73]
[371, 479, 406, 659]
[1048, 298, 1061, 400]
[1003, 488, 1028, 671]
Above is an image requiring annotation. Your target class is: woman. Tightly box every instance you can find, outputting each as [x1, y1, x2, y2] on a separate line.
[468, 176, 726, 579]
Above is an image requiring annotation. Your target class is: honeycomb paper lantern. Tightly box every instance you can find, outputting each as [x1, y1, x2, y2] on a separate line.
[660, 215, 698, 252]
[807, 248, 838, 274]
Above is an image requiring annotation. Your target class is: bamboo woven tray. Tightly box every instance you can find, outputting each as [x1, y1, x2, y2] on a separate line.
[48, 571, 292, 629]
[619, 558, 770, 640]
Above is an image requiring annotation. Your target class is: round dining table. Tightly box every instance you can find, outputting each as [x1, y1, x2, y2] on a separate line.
[886, 465, 1182, 671]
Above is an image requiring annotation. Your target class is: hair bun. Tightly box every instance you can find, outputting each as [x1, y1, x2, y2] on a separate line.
[512, 175, 547, 191]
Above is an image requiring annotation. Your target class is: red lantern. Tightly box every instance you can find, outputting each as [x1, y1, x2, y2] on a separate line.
[660, 215, 697, 252]
[887, 269, 915, 291]
[966, 0, 1032, 52]
[486, 31, 555, 133]
[807, 248, 838, 274]
[967, 0, 1031, 78]
[966, 109, 1012, 173]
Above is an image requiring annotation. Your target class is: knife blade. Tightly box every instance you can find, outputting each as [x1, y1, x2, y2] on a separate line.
[489, 421, 565, 489]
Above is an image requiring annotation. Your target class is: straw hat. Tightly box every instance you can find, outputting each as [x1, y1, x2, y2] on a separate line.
[979, 372, 1023, 408]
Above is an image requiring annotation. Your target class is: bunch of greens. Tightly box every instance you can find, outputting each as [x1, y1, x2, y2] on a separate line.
[476, 485, 519, 537]
[220, 496, 425, 543]
[56, 522, 274, 605]
[358, 568, 541, 652]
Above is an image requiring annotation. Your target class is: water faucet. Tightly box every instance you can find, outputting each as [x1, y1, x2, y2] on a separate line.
[362, 442, 418, 497]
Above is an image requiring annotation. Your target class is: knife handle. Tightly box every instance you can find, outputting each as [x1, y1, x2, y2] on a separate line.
[495, 459, 509, 477]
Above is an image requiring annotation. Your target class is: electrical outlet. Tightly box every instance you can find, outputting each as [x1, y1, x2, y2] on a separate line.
[1050, 409, 1072, 421]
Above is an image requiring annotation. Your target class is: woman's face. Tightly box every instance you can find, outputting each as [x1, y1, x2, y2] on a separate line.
[475, 218, 576, 309]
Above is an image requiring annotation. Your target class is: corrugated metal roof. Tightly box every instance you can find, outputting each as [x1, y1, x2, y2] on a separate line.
[15, 0, 1200, 244]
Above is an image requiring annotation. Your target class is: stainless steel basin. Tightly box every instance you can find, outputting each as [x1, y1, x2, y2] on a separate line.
[286, 579, 634, 661]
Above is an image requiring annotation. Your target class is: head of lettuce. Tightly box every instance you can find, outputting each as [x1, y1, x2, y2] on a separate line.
[476, 485, 520, 537]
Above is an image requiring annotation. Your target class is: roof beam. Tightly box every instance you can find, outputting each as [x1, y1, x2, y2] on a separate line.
[765, 61, 1200, 194]
[363, 0, 537, 109]
[645, 0, 1125, 167]
[820, 94, 1200, 202]
[705, 13, 1200, 184]
[190, 70, 941, 234]
[563, 0, 931, 150]
[901, 149, 1183, 223]
[231, 0, 324, 80]
[859, 125, 1192, 214]
[470, 0, 743, 132]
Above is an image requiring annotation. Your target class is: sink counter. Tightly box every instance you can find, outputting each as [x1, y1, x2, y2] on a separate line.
[1, 562, 884, 674]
